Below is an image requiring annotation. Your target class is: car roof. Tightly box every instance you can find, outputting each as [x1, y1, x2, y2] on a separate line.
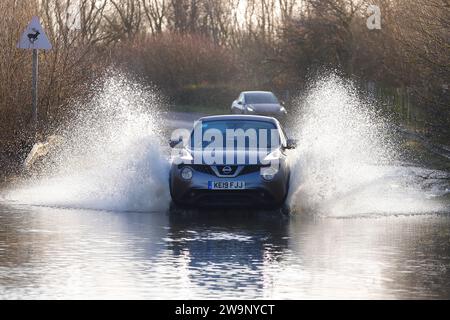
[242, 91, 275, 95]
[198, 114, 278, 124]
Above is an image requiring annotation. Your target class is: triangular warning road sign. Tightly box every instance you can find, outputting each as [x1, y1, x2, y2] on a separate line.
[17, 16, 52, 50]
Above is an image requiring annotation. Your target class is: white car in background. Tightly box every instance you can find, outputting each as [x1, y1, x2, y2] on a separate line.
[231, 91, 287, 119]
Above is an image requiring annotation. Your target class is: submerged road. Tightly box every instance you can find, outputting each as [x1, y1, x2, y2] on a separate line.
[0, 205, 449, 299]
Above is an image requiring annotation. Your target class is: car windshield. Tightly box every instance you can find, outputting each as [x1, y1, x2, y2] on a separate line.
[190, 120, 280, 150]
[244, 92, 279, 104]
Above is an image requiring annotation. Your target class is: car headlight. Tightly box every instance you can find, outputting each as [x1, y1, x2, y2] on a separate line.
[172, 148, 193, 165]
[280, 106, 287, 114]
[181, 167, 193, 180]
[246, 105, 255, 112]
[261, 167, 278, 181]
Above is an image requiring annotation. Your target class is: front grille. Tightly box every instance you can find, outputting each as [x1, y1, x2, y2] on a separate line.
[192, 165, 215, 175]
[240, 165, 263, 175]
[178, 164, 269, 177]
[215, 165, 238, 176]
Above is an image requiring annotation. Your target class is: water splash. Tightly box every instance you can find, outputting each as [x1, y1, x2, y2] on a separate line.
[3, 74, 170, 212]
[288, 74, 449, 217]
[2, 73, 448, 216]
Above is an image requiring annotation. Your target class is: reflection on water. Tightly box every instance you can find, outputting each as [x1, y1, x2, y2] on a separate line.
[0, 203, 449, 299]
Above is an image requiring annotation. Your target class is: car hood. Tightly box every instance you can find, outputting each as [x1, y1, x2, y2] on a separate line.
[248, 103, 282, 113]
[176, 148, 280, 166]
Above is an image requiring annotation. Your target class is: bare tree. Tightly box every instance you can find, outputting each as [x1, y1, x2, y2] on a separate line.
[143, 0, 168, 34]
[103, 0, 143, 43]
[29, 0, 109, 128]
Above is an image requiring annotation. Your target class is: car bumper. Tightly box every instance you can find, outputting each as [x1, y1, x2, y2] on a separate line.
[170, 165, 289, 208]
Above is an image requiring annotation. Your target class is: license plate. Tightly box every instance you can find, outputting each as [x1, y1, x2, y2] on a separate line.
[208, 181, 245, 190]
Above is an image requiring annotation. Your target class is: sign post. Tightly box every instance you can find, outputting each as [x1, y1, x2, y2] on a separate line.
[17, 16, 52, 133]
[32, 48, 38, 124]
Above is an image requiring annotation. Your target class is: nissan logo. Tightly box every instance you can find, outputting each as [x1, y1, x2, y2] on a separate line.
[222, 166, 232, 174]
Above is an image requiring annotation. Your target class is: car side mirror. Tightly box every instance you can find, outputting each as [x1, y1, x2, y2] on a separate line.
[285, 138, 297, 149]
[237, 101, 243, 105]
[169, 138, 182, 148]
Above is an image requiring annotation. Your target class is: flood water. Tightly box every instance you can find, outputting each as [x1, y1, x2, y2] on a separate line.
[0, 204, 449, 299]
[1, 74, 449, 299]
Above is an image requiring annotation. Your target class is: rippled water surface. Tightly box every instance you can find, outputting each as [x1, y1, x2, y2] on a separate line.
[0, 204, 449, 299]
